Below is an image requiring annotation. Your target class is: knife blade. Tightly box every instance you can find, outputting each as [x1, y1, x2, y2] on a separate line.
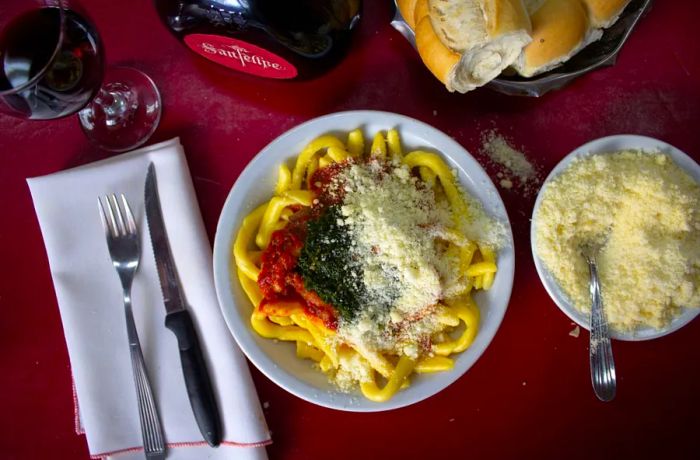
[144, 162, 222, 447]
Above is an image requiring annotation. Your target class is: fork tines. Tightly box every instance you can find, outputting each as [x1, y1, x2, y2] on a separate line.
[98, 194, 137, 237]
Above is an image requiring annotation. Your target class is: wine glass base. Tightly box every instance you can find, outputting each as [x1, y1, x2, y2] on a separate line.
[79, 67, 161, 152]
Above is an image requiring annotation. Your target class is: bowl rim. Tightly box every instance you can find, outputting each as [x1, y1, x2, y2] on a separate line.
[213, 110, 515, 411]
[530, 134, 700, 341]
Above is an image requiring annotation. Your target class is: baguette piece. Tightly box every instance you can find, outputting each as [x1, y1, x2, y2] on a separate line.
[414, 0, 431, 26]
[580, 0, 631, 28]
[415, 13, 461, 84]
[522, 0, 545, 13]
[397, 0, 419, 29]
[512, 0, 602, 77]
[416, 0, 532, 93]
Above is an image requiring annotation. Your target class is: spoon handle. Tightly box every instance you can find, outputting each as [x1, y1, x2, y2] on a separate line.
[587, 257, 617, 402]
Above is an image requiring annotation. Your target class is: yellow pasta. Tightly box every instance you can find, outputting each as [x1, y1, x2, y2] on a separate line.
[360, 356, 416, 402]
[296, 341, 325, 362]
[403, 150, 469, 218]
[291, 313, 339, 368]
[274, 164, 292, 195]
[466, 261, 498, 277]
[237, 268, 262, 306]
[234, 205, 267, 281]
[480, 246, 497, 290]
[284, 189, 314, 206]
[415, 356, 454, 373]
[387, 128, 402, 159]
[306, 157, 319, 190]
[327, 146, 350, 163]
[292, 135, 345, 189]
[318, 154, 332, 169]
[347, 129, 365, 157]
[255, 197, 297, 249]
[232, 129, 499, 402]
[251, 313, 313, 343]
[419, 166, 437, 187]
[433, 298, 480, 356]
[269, 315, 294, 326]
[370, 132, 387, 159]
[279, 209, 294, 222]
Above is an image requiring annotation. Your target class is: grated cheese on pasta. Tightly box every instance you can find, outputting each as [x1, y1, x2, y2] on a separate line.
[319, 158, 502, 362]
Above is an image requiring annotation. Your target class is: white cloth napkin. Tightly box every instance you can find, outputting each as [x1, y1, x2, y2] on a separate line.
[27, 138, 271, 460]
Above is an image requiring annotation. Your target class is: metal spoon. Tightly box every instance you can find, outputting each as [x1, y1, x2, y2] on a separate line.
[580, 240, 617, 402]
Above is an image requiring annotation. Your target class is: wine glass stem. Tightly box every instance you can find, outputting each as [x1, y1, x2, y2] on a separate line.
[91, 84, 135, 127]
[78, 66, 161, 152]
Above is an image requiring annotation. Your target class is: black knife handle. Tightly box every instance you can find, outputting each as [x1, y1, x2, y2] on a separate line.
[165, 310, 222, 447]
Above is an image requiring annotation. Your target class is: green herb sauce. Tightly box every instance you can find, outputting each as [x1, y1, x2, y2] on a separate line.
[296, 205, 366, 321]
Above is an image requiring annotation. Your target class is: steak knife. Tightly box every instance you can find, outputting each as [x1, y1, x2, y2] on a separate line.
[144, 162, 221, 447]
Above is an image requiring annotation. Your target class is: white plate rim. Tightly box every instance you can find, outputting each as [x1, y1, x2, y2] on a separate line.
[530, 134, 700, 341]
[213, 110, 515, 411]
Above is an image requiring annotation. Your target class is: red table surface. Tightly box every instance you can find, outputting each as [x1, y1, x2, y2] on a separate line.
[2, 1, 699, 459]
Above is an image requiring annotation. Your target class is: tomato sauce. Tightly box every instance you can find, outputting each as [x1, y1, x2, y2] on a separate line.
[258, 222, 339, 330]
[309, 162, 347, 209]
[257, 162, 350, 331]
[258, 219, 306, 298]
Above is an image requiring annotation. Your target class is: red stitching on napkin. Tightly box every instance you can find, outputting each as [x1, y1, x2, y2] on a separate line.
[72, 375, 272, 458]
[90, 439, 273, 459]
[72, 378, 85, 435]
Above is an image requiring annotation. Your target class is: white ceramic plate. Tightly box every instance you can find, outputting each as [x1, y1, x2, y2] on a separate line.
[213, 111, 515, 411]
[531, 134, 700, 341]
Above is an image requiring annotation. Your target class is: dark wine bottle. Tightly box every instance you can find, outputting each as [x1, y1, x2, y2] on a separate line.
[154, 0, 362, 80]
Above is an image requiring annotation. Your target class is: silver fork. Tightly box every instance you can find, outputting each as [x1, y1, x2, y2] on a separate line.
[580, 239, 617, 402]
[98, 194, 166, 459]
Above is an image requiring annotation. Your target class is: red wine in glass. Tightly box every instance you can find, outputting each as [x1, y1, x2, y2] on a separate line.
[0, 0, 161, 152]
[0, 7, 103, 120]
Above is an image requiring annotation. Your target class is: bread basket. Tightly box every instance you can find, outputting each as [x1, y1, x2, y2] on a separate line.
[391, 0, 653, 97]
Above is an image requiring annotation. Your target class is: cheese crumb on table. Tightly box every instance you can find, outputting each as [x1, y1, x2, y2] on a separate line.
[535, 150, 700, 332]
[480, 130, 540, 195]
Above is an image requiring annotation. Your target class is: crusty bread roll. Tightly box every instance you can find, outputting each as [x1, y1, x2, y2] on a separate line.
[415, 0, 532, 93]
[414, 0, 431, 27]
[580, 0, 631, 28]
[522, 0, 545, 13]
[415, 15, 461, 84]
[397, 0, 419, 29]
[512, 0, 602, 77]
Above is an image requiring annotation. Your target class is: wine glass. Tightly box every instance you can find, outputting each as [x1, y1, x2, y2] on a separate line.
[0, 0, 161, 152]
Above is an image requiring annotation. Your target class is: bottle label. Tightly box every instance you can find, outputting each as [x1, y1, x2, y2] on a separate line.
[184, 34, 298, 79]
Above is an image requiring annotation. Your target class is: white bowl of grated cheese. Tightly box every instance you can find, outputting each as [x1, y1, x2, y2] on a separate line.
[213, 111, 515, 411]
[531, 135, 700, 341]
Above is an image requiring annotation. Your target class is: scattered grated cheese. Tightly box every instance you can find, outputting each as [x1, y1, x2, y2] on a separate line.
[569, 325, 580, 338]
[480, 130, 541, 195]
